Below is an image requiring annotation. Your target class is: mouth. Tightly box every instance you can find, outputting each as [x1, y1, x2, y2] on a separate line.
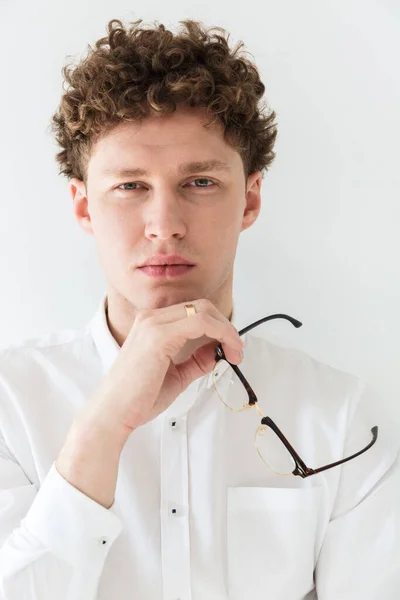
[138, 264, 195, 278]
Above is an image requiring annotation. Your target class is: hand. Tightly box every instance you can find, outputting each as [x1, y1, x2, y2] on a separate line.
[78, 298, 244, 441]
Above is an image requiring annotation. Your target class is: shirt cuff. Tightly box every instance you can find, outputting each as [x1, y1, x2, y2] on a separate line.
[21, 462, 123, 568]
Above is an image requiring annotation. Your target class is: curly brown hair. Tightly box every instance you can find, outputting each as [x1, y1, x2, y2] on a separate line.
[50, 18, 278, 187]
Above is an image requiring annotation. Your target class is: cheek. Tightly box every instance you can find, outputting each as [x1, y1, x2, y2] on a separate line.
[206, 212, 241, 242]
[92, 211, 139, 269]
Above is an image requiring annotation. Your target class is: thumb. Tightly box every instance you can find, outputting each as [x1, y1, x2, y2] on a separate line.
[173, 340, 220, 389]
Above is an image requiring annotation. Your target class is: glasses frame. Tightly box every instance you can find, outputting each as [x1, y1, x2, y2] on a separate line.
[213, 313, 378, 478]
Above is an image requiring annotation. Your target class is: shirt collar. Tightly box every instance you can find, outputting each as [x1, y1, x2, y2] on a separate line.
[89, 294, 240, 388]
[89, 295, 121, 374]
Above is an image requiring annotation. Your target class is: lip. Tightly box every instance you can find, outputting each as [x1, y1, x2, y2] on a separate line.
[140, 254, 194, 267]
[138, 265, 195, 278]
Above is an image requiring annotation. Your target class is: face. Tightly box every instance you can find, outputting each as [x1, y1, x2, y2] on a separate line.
[70, 104, 262, 339]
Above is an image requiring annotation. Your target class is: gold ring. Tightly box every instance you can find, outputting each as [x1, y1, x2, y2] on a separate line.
[184, 303, 196, 317]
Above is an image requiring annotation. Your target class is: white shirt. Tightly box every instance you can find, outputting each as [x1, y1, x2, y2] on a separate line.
[0, 295, 399, 600]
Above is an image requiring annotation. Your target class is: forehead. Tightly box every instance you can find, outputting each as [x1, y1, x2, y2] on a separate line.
[89, 106, 239, 171]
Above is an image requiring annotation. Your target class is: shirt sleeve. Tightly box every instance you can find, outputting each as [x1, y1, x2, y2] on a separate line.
[0, 428, 123, 600]
[314, 379, 400, 599]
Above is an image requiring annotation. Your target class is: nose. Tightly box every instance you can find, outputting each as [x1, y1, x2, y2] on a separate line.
[143, 191, 187, 240]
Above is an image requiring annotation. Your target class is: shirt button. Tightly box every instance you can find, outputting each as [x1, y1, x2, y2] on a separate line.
[170, 505, 186, 517]
[99, 537, 108, 546]
[170, 418, 178, 429]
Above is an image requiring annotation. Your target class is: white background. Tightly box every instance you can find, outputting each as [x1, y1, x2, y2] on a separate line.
[0, 0, 399, 428]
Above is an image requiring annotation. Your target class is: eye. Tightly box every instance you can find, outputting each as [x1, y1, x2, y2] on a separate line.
[187, 178, 216, 188]
[116, 178, 216, 192]
[117, 182, 143, 191]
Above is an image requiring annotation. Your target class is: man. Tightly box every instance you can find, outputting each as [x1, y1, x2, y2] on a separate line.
[0, 17, 399, 600]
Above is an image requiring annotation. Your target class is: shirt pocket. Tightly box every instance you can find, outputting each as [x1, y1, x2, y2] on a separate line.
[226, 485, 322, 600]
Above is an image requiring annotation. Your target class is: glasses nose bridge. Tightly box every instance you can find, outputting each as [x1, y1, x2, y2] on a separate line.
[253, 401, 266, 420]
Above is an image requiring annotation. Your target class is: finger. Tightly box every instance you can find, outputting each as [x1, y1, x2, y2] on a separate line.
[173, 338, 242, 390]
[160, 312, 243, 362]
[145, 298, 242, 344]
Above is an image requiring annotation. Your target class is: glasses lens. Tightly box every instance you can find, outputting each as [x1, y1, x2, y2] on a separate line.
[255, 425, 296, 475]
[212, 359, 250, 411]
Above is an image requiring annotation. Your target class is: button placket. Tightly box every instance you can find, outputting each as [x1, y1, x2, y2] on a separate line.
[161, 412, 192, 600]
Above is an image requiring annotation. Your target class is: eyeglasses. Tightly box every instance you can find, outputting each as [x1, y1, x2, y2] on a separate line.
[212, 313, 378, 478]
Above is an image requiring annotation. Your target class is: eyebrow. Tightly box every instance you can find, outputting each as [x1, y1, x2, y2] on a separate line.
[102, 159, 232, 178]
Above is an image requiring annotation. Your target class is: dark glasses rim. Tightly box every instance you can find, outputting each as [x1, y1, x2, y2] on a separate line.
[213, 313, 378, 479]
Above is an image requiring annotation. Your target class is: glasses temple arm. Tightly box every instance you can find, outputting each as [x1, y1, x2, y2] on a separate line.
[312, 427, 378, 475]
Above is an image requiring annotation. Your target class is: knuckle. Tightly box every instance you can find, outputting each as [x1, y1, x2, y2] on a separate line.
[135, 308, 150, 321]
[196, 311, 208, 326]
[198, 298, 213, 310]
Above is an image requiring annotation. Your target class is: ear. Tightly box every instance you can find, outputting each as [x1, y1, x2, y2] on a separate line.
[70, 178, 93, 235]
[241, 171, 262, 232]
